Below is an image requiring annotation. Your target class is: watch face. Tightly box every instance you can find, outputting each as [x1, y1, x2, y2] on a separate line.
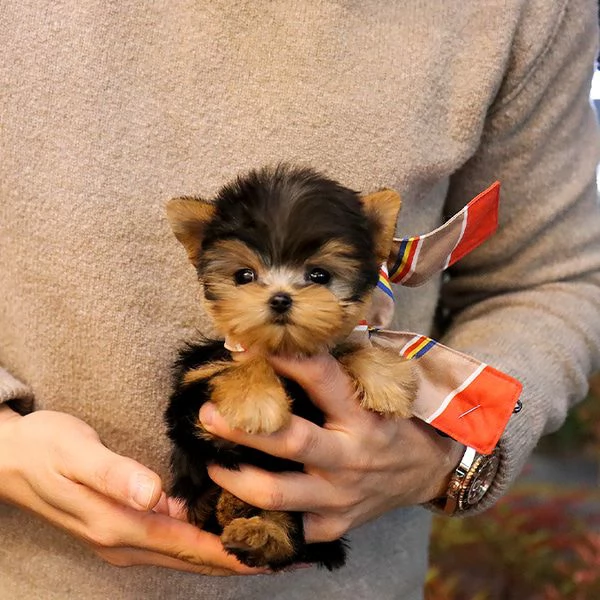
[465, 453, 500, 506]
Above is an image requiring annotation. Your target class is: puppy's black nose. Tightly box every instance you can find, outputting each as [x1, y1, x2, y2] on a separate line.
[269, 292, 293, 314]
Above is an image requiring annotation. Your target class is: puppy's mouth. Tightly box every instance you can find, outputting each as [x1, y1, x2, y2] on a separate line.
[271, 313, 291, 325]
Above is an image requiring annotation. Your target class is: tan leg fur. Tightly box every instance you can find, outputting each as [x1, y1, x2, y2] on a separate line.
[209, 355, 291, 434]
[340, 344, 417, 417]
[183, 360, 233, 386]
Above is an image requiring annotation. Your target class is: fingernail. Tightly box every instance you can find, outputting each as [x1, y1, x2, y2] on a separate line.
[200, 403, 215, 428]
[131, 472, 156, 510]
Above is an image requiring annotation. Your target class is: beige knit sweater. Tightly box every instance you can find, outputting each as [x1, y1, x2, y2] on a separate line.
[1, 1, 599, 598]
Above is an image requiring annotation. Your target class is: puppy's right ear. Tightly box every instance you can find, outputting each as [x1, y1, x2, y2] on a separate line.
[166, 197, 216, 265]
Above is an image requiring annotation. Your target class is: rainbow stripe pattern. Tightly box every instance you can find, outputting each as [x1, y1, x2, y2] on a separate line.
[389, 237, 422, 283]
[373, 330, 522, 455]
[399, 334, 437, 359]
[376, 265, 394, 300]
[387, 181, 500, 287]
[358, 182, 522, 455]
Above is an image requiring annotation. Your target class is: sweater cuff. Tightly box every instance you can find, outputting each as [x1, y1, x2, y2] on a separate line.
[0, 367, 34, 415]
[425, 366, 535, 518]
[459, 406, 532, 517]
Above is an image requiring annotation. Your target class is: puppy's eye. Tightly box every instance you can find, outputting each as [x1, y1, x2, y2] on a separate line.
[234, 268, 256, 285]
[307, 268, 331, 285]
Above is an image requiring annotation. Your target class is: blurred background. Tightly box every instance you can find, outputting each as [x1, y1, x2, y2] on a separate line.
[425, 68, 600, 600]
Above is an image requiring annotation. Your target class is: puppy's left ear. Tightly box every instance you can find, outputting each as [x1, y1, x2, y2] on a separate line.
[360, 189, 402, 264]
[166, 197, 216, 265]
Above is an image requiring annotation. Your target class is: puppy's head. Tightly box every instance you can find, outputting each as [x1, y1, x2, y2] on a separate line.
[167, 165, 400, 355]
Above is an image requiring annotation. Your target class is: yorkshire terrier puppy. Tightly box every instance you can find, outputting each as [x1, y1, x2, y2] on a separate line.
[165, 165, 416, 571]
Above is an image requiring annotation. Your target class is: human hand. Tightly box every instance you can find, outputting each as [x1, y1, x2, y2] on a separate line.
[0, 406, 265, 575]
[198, 354, 464, 542]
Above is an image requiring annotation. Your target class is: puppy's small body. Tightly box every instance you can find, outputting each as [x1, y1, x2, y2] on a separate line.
[165, 165, 416, 570]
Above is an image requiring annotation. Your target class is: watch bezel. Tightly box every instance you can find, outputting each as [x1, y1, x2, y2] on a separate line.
[431, 447, 500, 515]
[456, 449, 500, 511]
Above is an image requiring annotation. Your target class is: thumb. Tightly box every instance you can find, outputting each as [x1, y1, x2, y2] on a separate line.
[63, 433, 163, 511]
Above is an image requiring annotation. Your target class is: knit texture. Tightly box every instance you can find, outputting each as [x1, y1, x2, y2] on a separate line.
[1, 1, 599, 598]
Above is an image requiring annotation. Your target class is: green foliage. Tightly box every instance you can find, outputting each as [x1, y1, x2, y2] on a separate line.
[427, 379, 600, 600]
[427, 487, 600, 599]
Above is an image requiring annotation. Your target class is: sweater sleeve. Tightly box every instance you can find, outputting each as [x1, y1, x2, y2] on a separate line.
[0, 367, 34, 415]
[439, 0, 600, 513]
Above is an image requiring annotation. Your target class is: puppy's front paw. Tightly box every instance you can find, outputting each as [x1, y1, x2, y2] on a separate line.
[221, 516, 295, 568]
[210, 357, 291, 434]
[340, 345, 417, 418]
[358, 365, 416, 417]
[216, 385, 291, 434]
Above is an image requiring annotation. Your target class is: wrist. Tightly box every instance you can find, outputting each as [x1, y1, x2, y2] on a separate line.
[432, 439, 466, 499]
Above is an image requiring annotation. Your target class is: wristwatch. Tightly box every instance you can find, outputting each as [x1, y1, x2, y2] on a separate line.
[429, 446, 500, 515]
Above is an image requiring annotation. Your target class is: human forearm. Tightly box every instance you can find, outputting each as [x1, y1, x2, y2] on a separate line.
[441, 277, 600, 512]
[439, 0, 600, 511]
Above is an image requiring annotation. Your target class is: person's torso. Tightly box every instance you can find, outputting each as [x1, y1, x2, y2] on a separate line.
[0, 1, 526, 597]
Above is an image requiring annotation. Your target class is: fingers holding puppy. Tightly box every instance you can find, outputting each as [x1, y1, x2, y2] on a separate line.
[199, 402, 346, 469]
[267, 354, 363, 424]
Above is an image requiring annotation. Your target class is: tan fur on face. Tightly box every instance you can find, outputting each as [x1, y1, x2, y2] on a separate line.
[309, 239, 361, 271]
[201, 239, 366, 354]
[208, 282, 357, 355]
[209, 355, 291, 434]
[339, 344, 417, 417]
[307, 239, 365, 299]
[202, 239, 265, 280]
[360, 190, 402, 265]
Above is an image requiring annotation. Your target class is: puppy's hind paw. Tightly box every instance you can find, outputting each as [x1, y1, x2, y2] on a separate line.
[221, 516, 295, 568]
